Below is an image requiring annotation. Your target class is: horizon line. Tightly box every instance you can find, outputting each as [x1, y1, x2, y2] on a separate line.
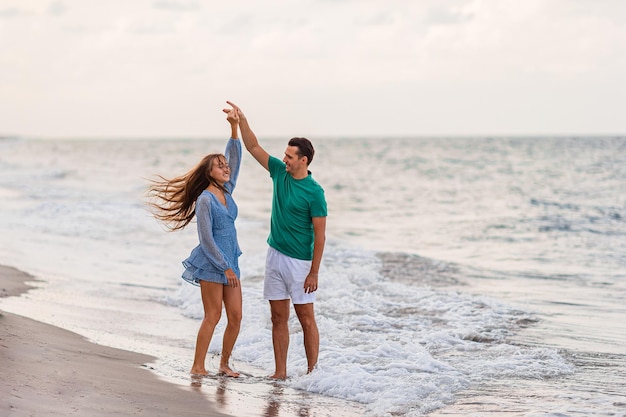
[2, 133, 626, 141]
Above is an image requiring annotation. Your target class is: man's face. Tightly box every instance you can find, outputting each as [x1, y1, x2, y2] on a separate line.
[283, 146, 306, 174]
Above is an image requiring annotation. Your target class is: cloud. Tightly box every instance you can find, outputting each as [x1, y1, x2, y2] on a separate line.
[152, 1, 201, 12]
[48, 1, 67, 16]
[1, 0, 626, 137]
[425, 4, 474, 25]
[0, 7, 29, 18]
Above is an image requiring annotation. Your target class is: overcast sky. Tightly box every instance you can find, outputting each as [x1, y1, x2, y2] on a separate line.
[2, 0, 626, 138]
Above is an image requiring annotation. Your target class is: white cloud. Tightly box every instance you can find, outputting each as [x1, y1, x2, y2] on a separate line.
[47, 0, 67, 16]
[1, 0, 625, 137]
[152, 1, 201, 12]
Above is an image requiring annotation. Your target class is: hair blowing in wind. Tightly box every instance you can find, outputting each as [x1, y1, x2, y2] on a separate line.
[147, 153, 228, 231]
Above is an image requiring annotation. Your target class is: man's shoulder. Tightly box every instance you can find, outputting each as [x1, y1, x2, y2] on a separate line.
[306, 175, 325, 193]
[268, 155, 285, 168]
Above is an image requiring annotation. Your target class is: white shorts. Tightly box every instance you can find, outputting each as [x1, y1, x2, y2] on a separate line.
[264, 246, 315, 305]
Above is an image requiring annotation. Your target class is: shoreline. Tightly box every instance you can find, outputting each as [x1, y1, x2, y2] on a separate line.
[0, 265, 366, 417]
[0, 265, 231, 417]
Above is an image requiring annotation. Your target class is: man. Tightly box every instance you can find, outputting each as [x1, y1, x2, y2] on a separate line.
[226, 101, 327, 379]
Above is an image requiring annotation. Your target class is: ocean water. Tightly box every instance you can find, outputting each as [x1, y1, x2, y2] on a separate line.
[0, 136, 625, 416]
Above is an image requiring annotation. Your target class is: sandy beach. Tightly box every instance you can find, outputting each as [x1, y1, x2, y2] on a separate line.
[0, 265, 230, 417]
[0, 265, 366, 417]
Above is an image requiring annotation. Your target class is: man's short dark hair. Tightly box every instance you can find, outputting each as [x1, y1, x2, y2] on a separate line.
[288, 137, 315, 165]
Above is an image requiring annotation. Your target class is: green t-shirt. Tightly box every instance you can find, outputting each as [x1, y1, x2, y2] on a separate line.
[267, 156, 327, 260]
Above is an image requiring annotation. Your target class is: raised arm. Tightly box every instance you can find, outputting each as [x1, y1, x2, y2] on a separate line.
[225, 101, 270, 171]
[224, 106, 239, 140]
[222, 107, 242, 191]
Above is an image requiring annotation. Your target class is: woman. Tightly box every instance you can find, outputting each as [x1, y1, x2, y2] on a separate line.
[148, 105, 242, 377]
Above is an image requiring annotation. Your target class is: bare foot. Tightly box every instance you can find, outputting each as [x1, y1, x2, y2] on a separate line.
[268, 373, 287, 380]
[218, 365, 240, 378]
[190, 368, 208, 376]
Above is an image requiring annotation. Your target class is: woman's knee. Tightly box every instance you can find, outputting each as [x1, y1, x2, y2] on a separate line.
[226, 309, 242, 326]
[203, 310, 222, 326]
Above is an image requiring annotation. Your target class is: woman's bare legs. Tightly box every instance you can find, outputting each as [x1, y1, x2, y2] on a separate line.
[219, 283, 242, 377]
[191, 281, 224, 375]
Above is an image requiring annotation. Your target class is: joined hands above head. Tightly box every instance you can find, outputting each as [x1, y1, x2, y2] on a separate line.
[223, 103, 239, 138]
[222, 106, 239, 125]
[225, 101, 246, 122]
[223, 100, 269, 170]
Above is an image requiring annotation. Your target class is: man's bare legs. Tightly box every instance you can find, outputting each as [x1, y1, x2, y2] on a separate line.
[220, 284, 242, 377]
[191, 281, 224, 375]
[269, 300, 319, 379]
[269, 299, 291, 379]
[294, 303, 319, 373]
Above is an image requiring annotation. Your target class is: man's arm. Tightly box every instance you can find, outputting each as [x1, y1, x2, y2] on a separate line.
[226, 101, 270, 171]
[304, 216, 326, 294]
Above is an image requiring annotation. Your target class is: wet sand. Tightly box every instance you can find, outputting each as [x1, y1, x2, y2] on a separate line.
[0, 265, 365, 417]
[1, 265, 230, 417]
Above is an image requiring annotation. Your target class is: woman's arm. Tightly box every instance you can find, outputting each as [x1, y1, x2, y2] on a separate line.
[226, 101, 270, 171]
[226, 107, 239, 140]
[196, 195, 231, 272]
[223, 106, 242, 191]
[225, 137, 242, 191]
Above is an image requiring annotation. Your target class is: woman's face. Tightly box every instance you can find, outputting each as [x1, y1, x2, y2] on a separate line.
[209, 156, 230, 185]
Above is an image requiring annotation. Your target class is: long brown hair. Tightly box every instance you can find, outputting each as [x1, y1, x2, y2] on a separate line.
[147, 153, 229, 231]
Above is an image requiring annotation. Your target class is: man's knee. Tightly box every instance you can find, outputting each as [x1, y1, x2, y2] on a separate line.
[271, 312, 289, 327]
[270, 300, 290, 326]
[295, 304, 316, 328]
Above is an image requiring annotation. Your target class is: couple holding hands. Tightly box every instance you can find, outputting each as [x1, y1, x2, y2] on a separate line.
[149, 102, 327, 380]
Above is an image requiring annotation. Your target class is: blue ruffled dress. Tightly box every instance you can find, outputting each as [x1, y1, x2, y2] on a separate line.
[181, 138, 242, 286]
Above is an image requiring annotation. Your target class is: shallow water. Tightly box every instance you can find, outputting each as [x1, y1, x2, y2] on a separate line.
[0, 136, 625, 416]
